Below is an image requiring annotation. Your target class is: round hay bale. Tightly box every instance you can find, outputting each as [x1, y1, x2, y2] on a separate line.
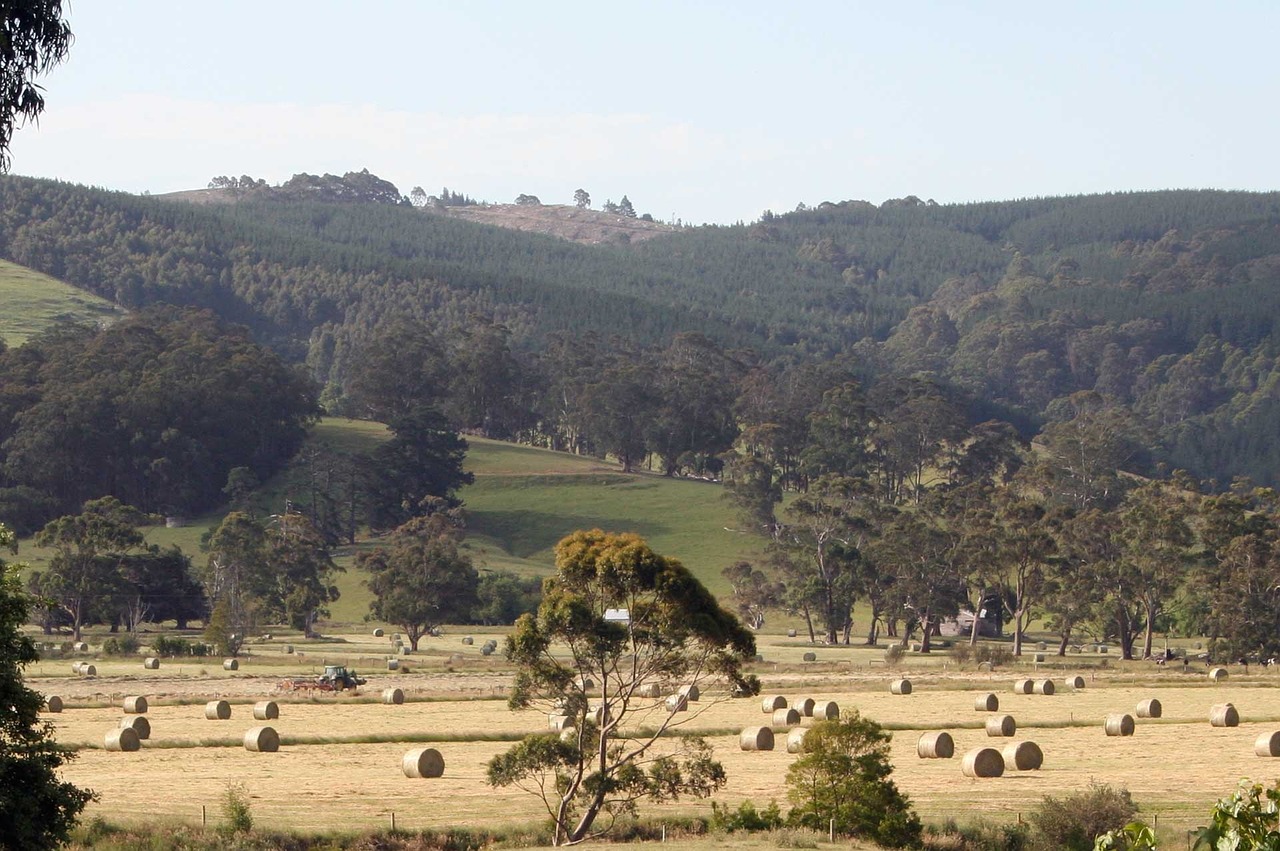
[666, 694, 688, 712]
[589, 705, 611, 726]
[45, 695, 63, 713]
[1066, 675, 1086, 691]
[81, 664, 96, 676]
[1034, 679, 1055, 696]
[1098, 644, 1109, 654]
[123, 695, 148, 714]
[399, 645, 411, 656]
[802, 651, 817, 662]
[1255, 731, 1280, 757]
[678, 684, 700, 701]
[772, 707, 801, 726]
[794, 696, 816, 716]
[1209, 667, 1229, 682]
[1211, 703, 1240, 727]
[558, 727, 578, 743]
[812, 700, 840, 721]
[222, 659, 238, 671]
[205, 700, 231, 720]
[383, 688, 405, 705]
[402, 747, 444, 778]
[1002, 741, 1043, 771]
[462, 636, 473, 645]
[253, 701, 279, 721]
[1034, 653, 1046, 663]
[891, 678, 913, 695]
[739, 726, 775, 751]
[1036, 642, 1047, 652]
[373, 628, 384, 637]
[975, 693, 999, 712]
[387, 658, 400, 671]
[986, 714, 1016, 737]
[961, 747, 1004, 778]
[548, 714, 574, 732]
[143, 657, 160, 670]
[1104, 713, 1135, 736]
[73, 641, 88, 652]
[638, 682, 663, 698]
[1136, 698, 1162, 719]
[977, 661, 993, 672]
[284, 644, 294, 654]
[244, 726, 279, 752]
[480, 644, 494, 656]
[787, 628, 797, 638]
[1012, 678, 1033, 694]
[762, 695, 788, 713]
[120, 715, 151, 740]
[105, 727, 140, 752]
[917, 731, 955, 759]
[786, 727, 809, 754]
[71, 662, 83, 674]
[581, 679, 595, 691]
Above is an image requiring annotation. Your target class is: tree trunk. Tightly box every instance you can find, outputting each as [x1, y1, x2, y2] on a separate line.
[803, 607, 816, 644]
[920, 613, 934, 652]
[1012, 609, 1025, 656]
[1141, 601, 1158, 659]
[1057, 624, 1072, 657]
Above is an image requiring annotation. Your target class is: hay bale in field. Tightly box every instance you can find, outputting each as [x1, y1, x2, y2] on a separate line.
[1136, 698, 1162, 719]
[223, 659, 238, 671]
[678, 684, 700, 701]
[284, 644, 294, 654]
[244, 726, 279, 752]
[1104, 713, 1135, 736]
[1012, 678, 1033, 694]
[666, 694, 688, 713]
[794, 697, 816, 716]
[638, 682, 663, 698]
[80, 664, 96, 676]
[1255, 731, 1280, 757]
[45, 695, 63, 713]
[548, 714, 574, 732]
[71, 662, 83, 674]
[917, 731, 955, 759]
[387, 658, 399, 671]
[253, 701, 279, 721]
[975, 693, 999, 712]
[581, 679, 595, 691]
[373, 628, 384, 637]
[787, 629, 797, 638]
[481, 644, 494, 656]
[1211, 703, 1240, 727]
[1099, 644, 1109, 654]
[205, 700, 231, 720]
[787, 728, 809, 754]
[462, 636, 473, 645]
[402, 747, 444, 778]
[120, 715, 150, 740]
[143, 657, 160, 670]
[1034, 679, 1055, 696]
[986, 715, 1016, 737]
[123, 695, 148, 714]
[772, 707, 801, 726]
[73, 641, 88, 652]
[762, 695, 788, 712]
[1209, 667, 1229, 682]
[1066, 675, 1086, 691]
[1002, 741, 1043, 770]
[589, 705, 611, 726]
[891, 678, 913, 695]
[382, 688, 405, 705]
[104, 727, 140, 752]
[1036, 642, 1047, 652]
[740, 726, 775, 751]
[802, 651, 817, 662]
[812, 700, 839, 721]
[1034, 653, 1046, 663]
[961, 747, 1004, 778]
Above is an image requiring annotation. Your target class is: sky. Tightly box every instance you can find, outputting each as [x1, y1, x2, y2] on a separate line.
[9, 1, 1280, 225]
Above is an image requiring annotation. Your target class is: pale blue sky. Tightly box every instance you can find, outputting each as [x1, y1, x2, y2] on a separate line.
[10, 1, 1279, 223]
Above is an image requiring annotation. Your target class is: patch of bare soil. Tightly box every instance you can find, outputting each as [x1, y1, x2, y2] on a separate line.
[434, 203, 677, 246]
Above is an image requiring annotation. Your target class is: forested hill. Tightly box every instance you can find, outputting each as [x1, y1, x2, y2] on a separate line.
[4, 174, 1280, 486]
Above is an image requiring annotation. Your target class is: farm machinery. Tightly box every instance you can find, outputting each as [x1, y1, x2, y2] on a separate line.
[279, 665, 366, 693]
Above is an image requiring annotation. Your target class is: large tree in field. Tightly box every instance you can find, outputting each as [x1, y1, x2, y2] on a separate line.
[487, 530, 758, 846]
[0, 521, 96, 849]
[0, 1, 71, 172]
[359, 513, 478, 650]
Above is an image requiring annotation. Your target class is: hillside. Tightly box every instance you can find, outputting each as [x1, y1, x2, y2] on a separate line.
[434, 202, 677, 246]
[0, 258, 122, 346]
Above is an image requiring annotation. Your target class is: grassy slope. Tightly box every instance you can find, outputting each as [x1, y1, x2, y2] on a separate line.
[0, 259, 121, 346]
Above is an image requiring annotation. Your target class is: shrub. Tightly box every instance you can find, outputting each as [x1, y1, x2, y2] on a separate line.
[102, 635, 140, 656]
[949, 643, 973, 665]
[974, 644, 1013, 668]
[220, 783, 253, 834]
[151, 635, 191, 657]
[709, 799, 783, 833]
[1029, 783, 1136, 851]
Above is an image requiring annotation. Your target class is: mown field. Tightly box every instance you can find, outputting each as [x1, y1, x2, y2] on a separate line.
[0, 258, 121, 346]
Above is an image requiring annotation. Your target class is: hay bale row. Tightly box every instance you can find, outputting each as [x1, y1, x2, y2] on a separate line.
[891, 678, 912, 695]
[1002, 741, 1043, 771]
[383, 687, 405, 705]
[123, 695, 148, 714]
[772, 707, 801, 726]
[787, 728, 809, 754]
[961, 747, 1004, 778]
[974, 693, 999, 712]
[917, 731, 954, 759]
[143, 657, 160, 670]
[244, 726, 279, 752]
[1012, 678, 1033, 695]
[1211, 703, 1240, 727]
[762, 695, 787, 712]
[222, 659, 238, 671]
[1066, 675, 1086, 691]
[812, 700, 839, 721]
[1210, 667, 1229, 682]
[1033, 679, 1055, 695]
[402, 747, 444, 778]
[72, 662, 97, 676]
[253, 701, 279, 721]
[105, 727, 140, 752]
[120, 715, 150, 740]
[986, 715, 1016, 737]
[1105, 713, 1135, 736]
[1136, 698, 1162, 719]
[794, 697, 816, 716]
[740, 726, 774, 751]
[205, 700, 231, 720]
[1255, 731, 1280, 757]
[45, 695, 63, 713]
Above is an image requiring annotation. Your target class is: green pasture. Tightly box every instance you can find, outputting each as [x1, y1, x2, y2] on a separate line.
[0, 259, 121, 346]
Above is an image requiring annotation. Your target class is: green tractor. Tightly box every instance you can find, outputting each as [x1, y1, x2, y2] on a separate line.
[321, 665, 366, 691]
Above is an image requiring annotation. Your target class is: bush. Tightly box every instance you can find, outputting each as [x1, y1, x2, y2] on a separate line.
[949, 643, 973, 665]
[1028, 783, 1136, 851]
[974, 644, 1013, 668]
[102, 635, 140, 656]
[710, 799, 783, 833]
[151, 635, 191, 657]
[220, 783, 253, 834]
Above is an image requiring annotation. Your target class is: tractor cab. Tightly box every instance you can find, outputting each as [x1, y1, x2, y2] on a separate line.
[321, 665, 366, 691]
